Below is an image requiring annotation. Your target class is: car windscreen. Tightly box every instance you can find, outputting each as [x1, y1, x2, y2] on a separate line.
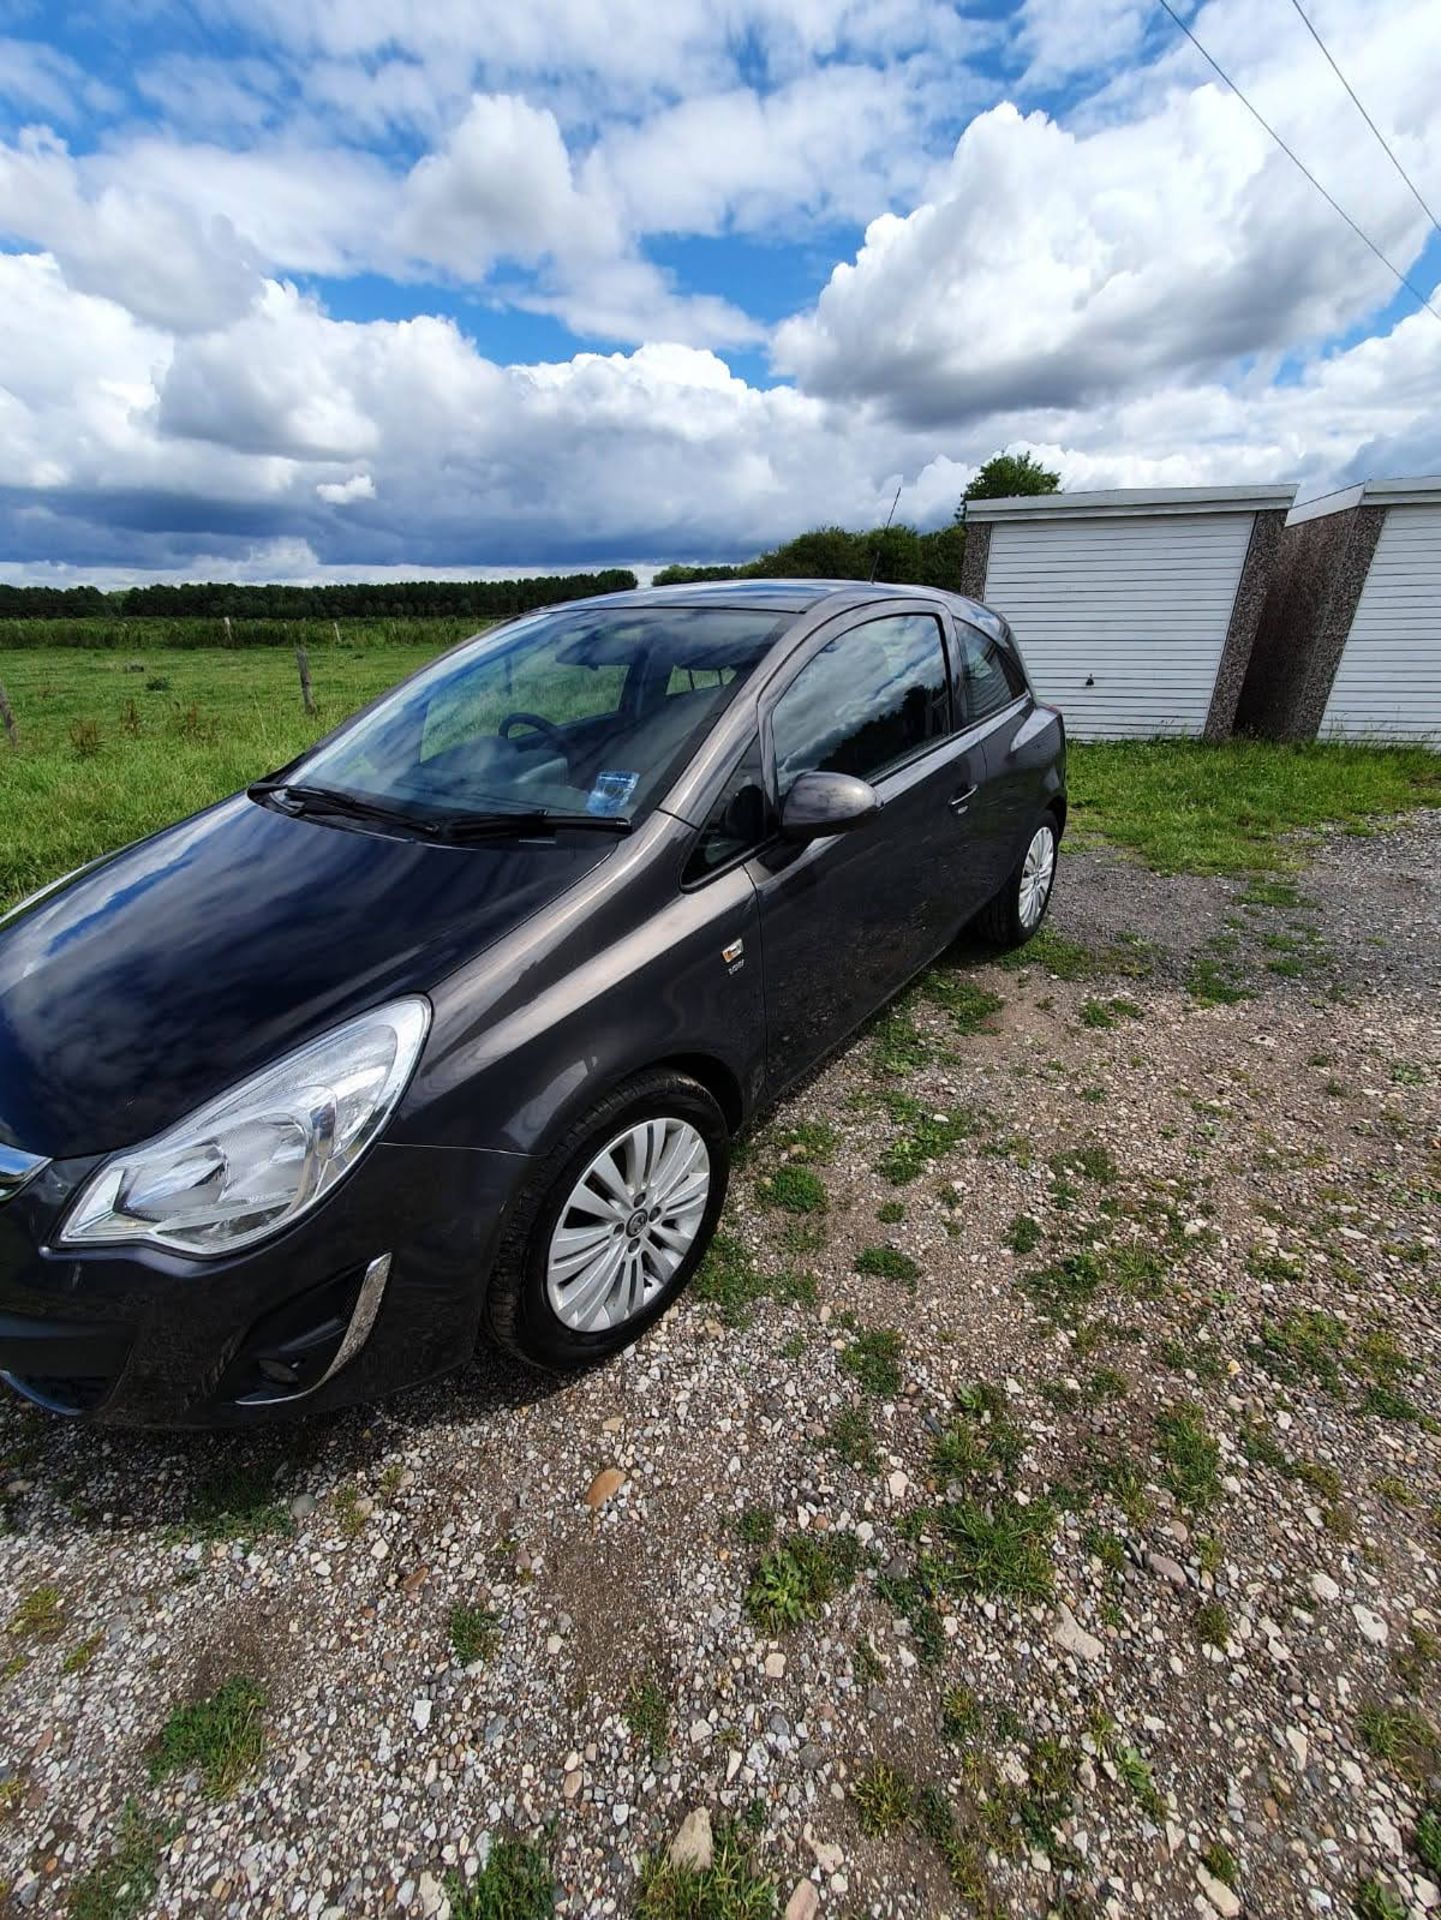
[292, 604, 790, 827]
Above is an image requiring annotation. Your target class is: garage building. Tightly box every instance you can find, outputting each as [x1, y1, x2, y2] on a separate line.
[1235, 475, 1441, 743]
[960, 484, 1295, 741]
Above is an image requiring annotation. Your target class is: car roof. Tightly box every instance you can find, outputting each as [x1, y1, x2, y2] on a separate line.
[557, 578, 1009, 634]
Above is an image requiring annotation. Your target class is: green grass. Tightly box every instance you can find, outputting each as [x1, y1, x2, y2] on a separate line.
[624, 1677, 670, 1761]
[7, 1584, 64, 1640]
[1069, 739, 1441, 875]
[820, 1406, 879, 1472]
[449, 1603, 502, 1667]
[67, 1799, 169, 1920]
[634, 1825, 775, 1919]
[840, 1327, 903, 1397]
[1354, 1877, 1408, 1920]
[755, 1165, 827, 1214]
[930, 1495, 1055, 1601]
[853, 1761, 914, 1835]
[692, 1234, 814, 1328]
[745, 1531, 862, 1631]
[1116, 1744, 1166, 1819]
[0, 640, 461, 909]
[735, 1505, 775, 1547]
[1155, 1404, 1222, 1511]
[854, 1244, 920, 1284]
[147, 1676, 266, 1799]
[1357, 1702, 1439, 1785]
[176, 1459, 293, 1546]
[447, 1836, 555, 1920]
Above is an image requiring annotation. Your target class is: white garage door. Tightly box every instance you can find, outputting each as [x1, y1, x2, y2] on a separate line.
[984, 513, 1254, 740]
[1320, 505, 1441, 743]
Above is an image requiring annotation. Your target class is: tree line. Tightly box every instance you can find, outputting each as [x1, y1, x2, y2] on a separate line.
[654, 452, 1061, 589]
[0, 570, 639, 621]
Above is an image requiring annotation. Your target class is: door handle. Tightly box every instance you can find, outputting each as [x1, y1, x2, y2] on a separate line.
[949, 786, 978, 815]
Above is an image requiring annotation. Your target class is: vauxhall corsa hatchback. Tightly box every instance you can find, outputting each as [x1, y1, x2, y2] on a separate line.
[0, 581, 1065, 1425]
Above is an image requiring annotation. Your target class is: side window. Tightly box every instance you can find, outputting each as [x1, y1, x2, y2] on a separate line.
[770, 613, 950, 798]
[684, 736, 768, 882]
[955, 623, 1025, 725]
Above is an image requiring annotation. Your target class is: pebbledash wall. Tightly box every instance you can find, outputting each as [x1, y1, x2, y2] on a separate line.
[960, 486, 1294, 741]
[1234, 476, 1441, 744]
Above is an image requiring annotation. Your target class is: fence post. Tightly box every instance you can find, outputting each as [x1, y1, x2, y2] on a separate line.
[296, 647, 316, 715]
[332, 620, 342, 646]
[0, 679, 17, 747]
[223, 613, 233, 646]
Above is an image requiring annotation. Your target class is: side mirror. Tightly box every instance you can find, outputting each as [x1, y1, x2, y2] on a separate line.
[779, 770, 880, 842]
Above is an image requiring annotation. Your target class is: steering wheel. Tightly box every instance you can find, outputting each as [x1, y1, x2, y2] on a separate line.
[499, 711, 571, 767]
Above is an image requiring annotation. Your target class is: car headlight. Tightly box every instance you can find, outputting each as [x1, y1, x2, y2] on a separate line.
[57, 997, 430, 1257]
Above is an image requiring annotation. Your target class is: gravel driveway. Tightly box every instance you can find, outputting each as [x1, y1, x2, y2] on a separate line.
[3, 812, 1439, 1920]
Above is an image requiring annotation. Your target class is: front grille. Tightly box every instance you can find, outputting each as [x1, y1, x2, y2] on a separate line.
[0, 1145, 48, 1206]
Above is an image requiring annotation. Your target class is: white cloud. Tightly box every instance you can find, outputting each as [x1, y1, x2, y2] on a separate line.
[774, 0, 1441, 424]
[316, 473, 376, 505]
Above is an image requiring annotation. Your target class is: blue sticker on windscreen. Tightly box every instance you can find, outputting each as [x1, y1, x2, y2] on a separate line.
[587, 770, 640, 817]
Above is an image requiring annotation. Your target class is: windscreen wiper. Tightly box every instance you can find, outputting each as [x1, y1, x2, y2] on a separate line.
[428, 808, 633, 840]
[247, 781, 448, 836]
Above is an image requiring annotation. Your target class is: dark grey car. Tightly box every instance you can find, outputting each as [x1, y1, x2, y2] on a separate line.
[0, 579, 1064, 1424]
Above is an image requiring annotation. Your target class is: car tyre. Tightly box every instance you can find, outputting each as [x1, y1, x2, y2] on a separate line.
[974, 810, 1060, 950]
[484, 1068, 730, 1368]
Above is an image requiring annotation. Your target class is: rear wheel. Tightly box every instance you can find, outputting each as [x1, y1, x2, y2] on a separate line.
[974, 813, 1059, 950]
[484, 1069, 730, 1367]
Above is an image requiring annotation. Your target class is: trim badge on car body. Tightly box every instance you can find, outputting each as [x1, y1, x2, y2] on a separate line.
[722, 937, 745, 972]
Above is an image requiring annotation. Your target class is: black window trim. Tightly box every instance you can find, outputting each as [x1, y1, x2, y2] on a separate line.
[950, 616, 1031, 731]
[757, 604, 958, 816]
[677, 722, 777, 891]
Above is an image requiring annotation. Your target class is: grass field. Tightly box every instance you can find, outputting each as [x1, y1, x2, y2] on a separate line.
[1, 637, 1438, 911]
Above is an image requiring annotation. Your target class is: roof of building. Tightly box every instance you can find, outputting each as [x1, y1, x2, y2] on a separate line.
[962, 483, 1297, 522]
[1287, 474, 1441, 525]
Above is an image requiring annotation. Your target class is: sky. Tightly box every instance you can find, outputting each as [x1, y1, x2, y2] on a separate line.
[0, 0, 1438, 587]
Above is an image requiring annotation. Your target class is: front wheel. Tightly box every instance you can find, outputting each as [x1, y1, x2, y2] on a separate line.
[974, 813, 1059, 950]
[484, 1069, 730, 1368]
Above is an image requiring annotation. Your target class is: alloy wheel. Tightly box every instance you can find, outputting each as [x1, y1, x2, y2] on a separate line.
[545, 1117, 711, 1332]
[1018, 824, 1056, 930]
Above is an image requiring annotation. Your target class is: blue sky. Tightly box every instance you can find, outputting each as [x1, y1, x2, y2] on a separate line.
[1, 0, 1438, 583]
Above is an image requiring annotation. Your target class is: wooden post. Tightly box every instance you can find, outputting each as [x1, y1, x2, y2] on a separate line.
[0, 679, 17, 747]
[295, 646, 316, 715]
[332, 620, 342, 646]
[223, 613, 233, 645]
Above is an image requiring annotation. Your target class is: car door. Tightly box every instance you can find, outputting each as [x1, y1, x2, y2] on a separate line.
[951, 617, 1040, 886]
[746, 604, 997, 1094]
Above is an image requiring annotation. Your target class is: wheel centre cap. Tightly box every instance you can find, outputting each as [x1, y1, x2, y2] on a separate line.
[624, 1208, 649, 1238]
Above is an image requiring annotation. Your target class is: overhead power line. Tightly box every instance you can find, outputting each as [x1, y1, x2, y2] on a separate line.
[1152, 0, 1441, 328]
[1286, 0, 1441, 244]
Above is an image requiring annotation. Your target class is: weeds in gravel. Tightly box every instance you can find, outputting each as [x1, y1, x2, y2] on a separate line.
[735, 1506, 774, 1547]
[1021, 1250, 1104, 1325]
[996, 927, 1100, 980]
[67, 1799, 169, 1920]
[7, 1584, 63, 1640]
[447, 1836, 555, 1920]
[870, 1004, 933, 1077]
[692, 1234, 814, 1328]
[624, 1677, 670, 1762]
[1006, 1213, 1042, 1254]
[175, 1458, 293, 1546]
[1414, 1806, 1441, 1877]
[875, 1094, 983, 1184]
[913, 1785, 990, 1901]
[1115, 1744, 1166, 1820]
[820, 1406, 879, 1473]
[744, 1531, 861, 1632]
[1196, 1600, 1230, 1648]
[840, 1327, 903, 1397]
[932, 1382, 1028, 1486]
[854, 1244, 919, 1285]
[1354, 1876, 1408, 1920]
[635, 1824, 775, 1920]
[148, 1676, 266, 1799]
[876, 1569, 946, 1663]
[1357, 1703, 1440, 1785]
[449, 1603, 501, 1667]
[1186, 948, 1250, 1006]
[853, 1761, 914, 1834]
[1155, 1405, 1222, 1511]
[928, 1495, 1055, 1602]
[755, 1165, 827, 1214]
[876, 1198, 905, 1224]
[922, 973, 1004, 1035]
[62, 1633, 103, 1675]
[1201, 1840, 1239, 1889]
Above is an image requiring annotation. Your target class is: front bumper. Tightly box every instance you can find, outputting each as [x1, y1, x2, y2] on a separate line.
[0, 1141, 530, 1427]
